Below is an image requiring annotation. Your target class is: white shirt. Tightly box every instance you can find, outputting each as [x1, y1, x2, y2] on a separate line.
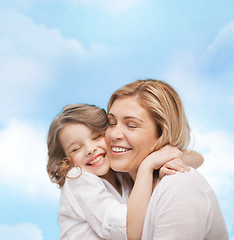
[58, 168, 132, 240]
[142, 168, 229, 240]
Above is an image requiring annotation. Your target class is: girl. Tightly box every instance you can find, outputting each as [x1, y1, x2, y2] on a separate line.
[47, 103, 202, 240]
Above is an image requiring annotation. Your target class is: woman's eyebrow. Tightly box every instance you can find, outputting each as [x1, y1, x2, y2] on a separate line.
[108, 113, 143, 123]
[123, 116, 143, 122]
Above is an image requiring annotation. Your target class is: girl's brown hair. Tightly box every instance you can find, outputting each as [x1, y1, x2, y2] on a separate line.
[47, 104, 108, 187]
[108, 79, 190, 151]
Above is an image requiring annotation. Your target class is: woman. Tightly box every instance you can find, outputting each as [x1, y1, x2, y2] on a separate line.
[105, 79, 229, 240]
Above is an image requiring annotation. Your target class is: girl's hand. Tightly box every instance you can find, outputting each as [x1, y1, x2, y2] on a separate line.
[140, 145, 183, 172]
[159, 158, 190, 180]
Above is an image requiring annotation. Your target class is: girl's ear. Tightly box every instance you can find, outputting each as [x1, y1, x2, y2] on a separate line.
[63, 157, 72, 166]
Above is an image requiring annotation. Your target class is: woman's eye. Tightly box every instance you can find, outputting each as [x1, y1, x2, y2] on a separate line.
[108, 119, 116, 126]
[127, 122, 138, 128]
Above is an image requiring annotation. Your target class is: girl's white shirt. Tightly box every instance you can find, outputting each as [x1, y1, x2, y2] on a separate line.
[58, 167, 132, 240]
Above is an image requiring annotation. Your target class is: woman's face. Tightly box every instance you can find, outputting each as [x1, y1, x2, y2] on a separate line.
[105, 96, 158, 179]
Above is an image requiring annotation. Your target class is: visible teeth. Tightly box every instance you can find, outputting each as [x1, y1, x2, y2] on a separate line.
[89, 155, 104, 165]
[112, 147, 130, 152]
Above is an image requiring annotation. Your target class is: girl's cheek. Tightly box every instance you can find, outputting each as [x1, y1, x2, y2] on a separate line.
[104, 130, 110, 143]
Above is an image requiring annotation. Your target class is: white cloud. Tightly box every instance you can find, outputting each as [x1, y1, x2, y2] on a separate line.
[0, 0, 55, 11]
[192, 128, 234, 236]
[165, 21, 234, 111]
[203, 21, 234, 78]
[0, 10, 118, 122]
[0, 120, 59, 200]
[206, 21, 234, 55]
[0, 223, 43, 240]
[194, 129, 234, 196]
[63, 0, 146, 13]
[194, 130, 234, 174]
[0, 9, 117, 64]
[164, 23, 234, 237]
[0, 0, 34, 10]
[190, 127, 234, 190]
[0, 10, 85, 83]
[164, 51, 204, 106]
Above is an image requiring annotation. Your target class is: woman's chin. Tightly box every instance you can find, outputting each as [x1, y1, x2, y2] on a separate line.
[110, 162, 128, 173]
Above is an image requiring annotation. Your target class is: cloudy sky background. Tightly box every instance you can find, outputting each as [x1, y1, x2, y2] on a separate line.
[0, 0, 234, 239]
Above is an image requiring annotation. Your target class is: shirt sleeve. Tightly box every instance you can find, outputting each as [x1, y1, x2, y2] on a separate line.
[142, 168, 227, 240]
[64, 168, 127, 240]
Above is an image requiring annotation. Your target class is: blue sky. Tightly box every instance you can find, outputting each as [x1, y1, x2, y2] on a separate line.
[0, 0, 234, 239]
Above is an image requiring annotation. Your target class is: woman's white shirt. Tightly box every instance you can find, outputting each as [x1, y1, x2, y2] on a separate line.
[58, 168, 132, 240]
[142, 168, 229, 240]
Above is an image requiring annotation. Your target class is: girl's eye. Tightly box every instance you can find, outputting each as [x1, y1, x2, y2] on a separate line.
[93, 134, 103, 140]
[71, 146, 81, 153]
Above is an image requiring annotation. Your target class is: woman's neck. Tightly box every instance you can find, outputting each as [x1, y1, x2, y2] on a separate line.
[128, 169, 138, 182]
[129, 168, 159, 190]
[102, 169, 122, 195]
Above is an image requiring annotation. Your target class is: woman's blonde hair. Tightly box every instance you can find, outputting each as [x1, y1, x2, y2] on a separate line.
[47, 104, 108, 187]
[108, 79, 190, 151]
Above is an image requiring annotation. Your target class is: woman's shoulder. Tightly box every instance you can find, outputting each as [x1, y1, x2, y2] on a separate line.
[156, 168, 212, 194]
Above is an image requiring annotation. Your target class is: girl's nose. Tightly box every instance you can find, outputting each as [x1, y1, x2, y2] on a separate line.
[86, 142, 97, 156]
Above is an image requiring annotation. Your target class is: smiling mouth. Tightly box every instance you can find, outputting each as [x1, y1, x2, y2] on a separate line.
[112, 147, 132, 153]
[87, 154, 105, 166]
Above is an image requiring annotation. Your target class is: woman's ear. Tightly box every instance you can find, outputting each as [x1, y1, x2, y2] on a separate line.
[150, 141, 159, 153]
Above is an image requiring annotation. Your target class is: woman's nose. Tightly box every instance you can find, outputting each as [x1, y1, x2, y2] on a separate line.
[108, 124, 124, 141]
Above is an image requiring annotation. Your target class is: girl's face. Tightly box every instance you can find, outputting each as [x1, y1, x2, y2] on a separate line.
[59, 123, 110, 176]
[105, 96, 158, 179]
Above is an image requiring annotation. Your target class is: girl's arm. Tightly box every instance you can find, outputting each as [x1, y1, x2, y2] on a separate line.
[181, 150, 204, 169]
[158, 150, 203, 180]
[126, 146, 187, 240]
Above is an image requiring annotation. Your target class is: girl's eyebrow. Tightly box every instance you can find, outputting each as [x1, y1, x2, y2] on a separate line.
[107, 113, 114, 117]
[66, 141, 79, 150]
